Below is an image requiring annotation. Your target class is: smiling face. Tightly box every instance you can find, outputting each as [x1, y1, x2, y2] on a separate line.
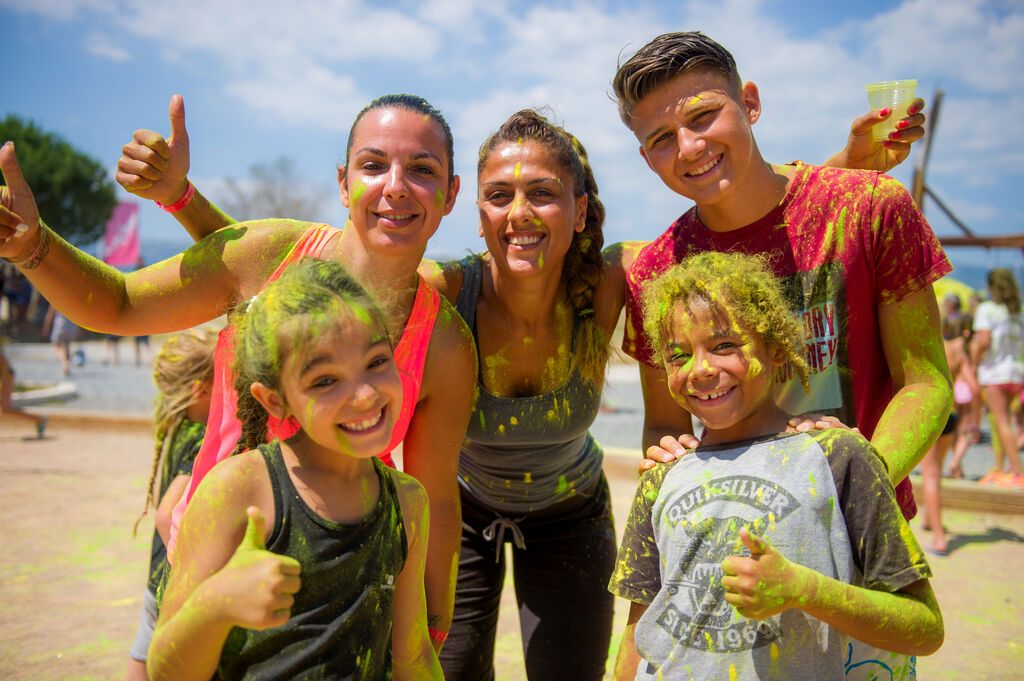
[266, 311, 403, 460]
[477, 139, 587, 278]
[340, 106, 459, 255]
[661, 297, 788, 445]
[630, 69, 763, 220]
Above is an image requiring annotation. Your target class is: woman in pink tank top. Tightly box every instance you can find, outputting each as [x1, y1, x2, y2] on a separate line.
[0, 94, 475, 647]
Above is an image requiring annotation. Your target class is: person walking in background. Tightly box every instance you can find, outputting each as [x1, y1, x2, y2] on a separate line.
[972, 268, 1024, 487]
[42, 305, 81, 377]
[947, 309, 980, 479]
[2, 263, 32, 337]
[919, 312, 977, 555]
[0, 336, 47, 438]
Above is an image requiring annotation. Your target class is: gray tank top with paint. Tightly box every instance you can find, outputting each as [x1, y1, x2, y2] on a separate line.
[453, 254, 604, 513]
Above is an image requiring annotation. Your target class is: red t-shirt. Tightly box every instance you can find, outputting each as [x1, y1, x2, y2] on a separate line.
[623, 164, 952, 519]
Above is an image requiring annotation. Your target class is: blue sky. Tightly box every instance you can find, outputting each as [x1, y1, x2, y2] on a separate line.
[3, 0, 1023, 287]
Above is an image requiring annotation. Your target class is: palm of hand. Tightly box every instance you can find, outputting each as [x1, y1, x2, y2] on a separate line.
[845, 131, 906, 173]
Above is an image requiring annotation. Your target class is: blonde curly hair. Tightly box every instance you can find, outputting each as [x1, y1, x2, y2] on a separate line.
[641, 251, 810, 392]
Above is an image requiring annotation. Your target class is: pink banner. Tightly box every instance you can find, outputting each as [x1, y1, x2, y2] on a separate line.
[102, 202, 140, 267]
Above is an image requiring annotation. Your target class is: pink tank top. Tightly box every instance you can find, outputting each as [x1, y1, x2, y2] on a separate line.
[168, 223, 439, 560]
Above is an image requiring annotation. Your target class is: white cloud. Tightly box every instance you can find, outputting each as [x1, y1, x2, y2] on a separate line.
[224, 60, 367, 133]
[0, 0, 108, 19]
[9, 0, 1020, 251]
[83, 31, 130, 61]
[854, 0, 1024, 93]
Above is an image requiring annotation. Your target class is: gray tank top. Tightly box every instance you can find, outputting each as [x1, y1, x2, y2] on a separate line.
[453, 254, 604, 513]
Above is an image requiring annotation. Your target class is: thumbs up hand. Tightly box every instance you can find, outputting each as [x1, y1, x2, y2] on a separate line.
[115, 94, 191, 206]
[217, 506, 302, 631]
[0, 141, 41, 259]
[720, 527, 805, 620]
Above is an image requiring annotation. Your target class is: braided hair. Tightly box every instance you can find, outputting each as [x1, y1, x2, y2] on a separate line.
[477, 110, 609, 388]
[135, 326, 217, 535]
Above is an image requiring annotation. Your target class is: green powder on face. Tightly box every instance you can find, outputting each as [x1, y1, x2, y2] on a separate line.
[538, 252, 544, 268]
[435, 188, 444, 209]
[351, 180, 367, 205]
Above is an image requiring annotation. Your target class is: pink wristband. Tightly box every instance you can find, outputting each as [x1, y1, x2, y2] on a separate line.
[156, 180, 195, 213]
[427, 626, 448, 644]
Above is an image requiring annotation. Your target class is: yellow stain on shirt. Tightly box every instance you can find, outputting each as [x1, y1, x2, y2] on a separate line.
[524, 472, 532, 483]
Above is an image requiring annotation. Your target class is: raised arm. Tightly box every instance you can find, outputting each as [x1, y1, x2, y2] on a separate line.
[1, 140, 304, 335]
[873, 285, 954, 483]
[116, 94, 236, 241]
[401, 300, 476, 650]
[823, 98, 926, 172]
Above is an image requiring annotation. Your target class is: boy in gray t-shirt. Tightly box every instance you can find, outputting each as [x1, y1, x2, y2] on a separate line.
[610, 429, 930, 680]
[608, 252, 942, 680]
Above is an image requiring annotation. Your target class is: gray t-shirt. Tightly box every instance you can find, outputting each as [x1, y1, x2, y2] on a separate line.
[609, 429, 930, 681]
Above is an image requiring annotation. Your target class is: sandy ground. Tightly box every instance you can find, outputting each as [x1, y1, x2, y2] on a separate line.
[1, 418, 1023, 680]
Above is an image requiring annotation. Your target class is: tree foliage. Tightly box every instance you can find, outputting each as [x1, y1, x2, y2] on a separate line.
[0, 115, 117, 246]
[219, 156, 328, 222]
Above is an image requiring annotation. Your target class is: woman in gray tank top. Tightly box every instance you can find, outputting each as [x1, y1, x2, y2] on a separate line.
[425, 110, 627, 681]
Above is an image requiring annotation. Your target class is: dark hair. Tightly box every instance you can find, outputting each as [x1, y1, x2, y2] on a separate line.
[987, 268, 1022, 316]
[231, 258, 392, 453]
[612, 31, 742, 127]
[477, 109, 609, 388]
[345, 94, 455, 183]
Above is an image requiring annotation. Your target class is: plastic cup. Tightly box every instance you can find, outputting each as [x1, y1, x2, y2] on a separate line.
[865, 80, 917, 142]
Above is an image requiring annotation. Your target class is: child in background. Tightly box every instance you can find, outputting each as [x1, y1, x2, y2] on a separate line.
[123, 326, 217, 681]
[148, 259, 440, 681]
[609, 252, 943, 681]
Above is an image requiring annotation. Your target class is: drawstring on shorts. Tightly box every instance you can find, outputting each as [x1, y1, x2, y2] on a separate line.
[481, 514, 527, 562]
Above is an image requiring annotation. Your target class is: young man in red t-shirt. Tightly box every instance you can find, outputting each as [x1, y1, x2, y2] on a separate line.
[614, 31, 953, 520]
